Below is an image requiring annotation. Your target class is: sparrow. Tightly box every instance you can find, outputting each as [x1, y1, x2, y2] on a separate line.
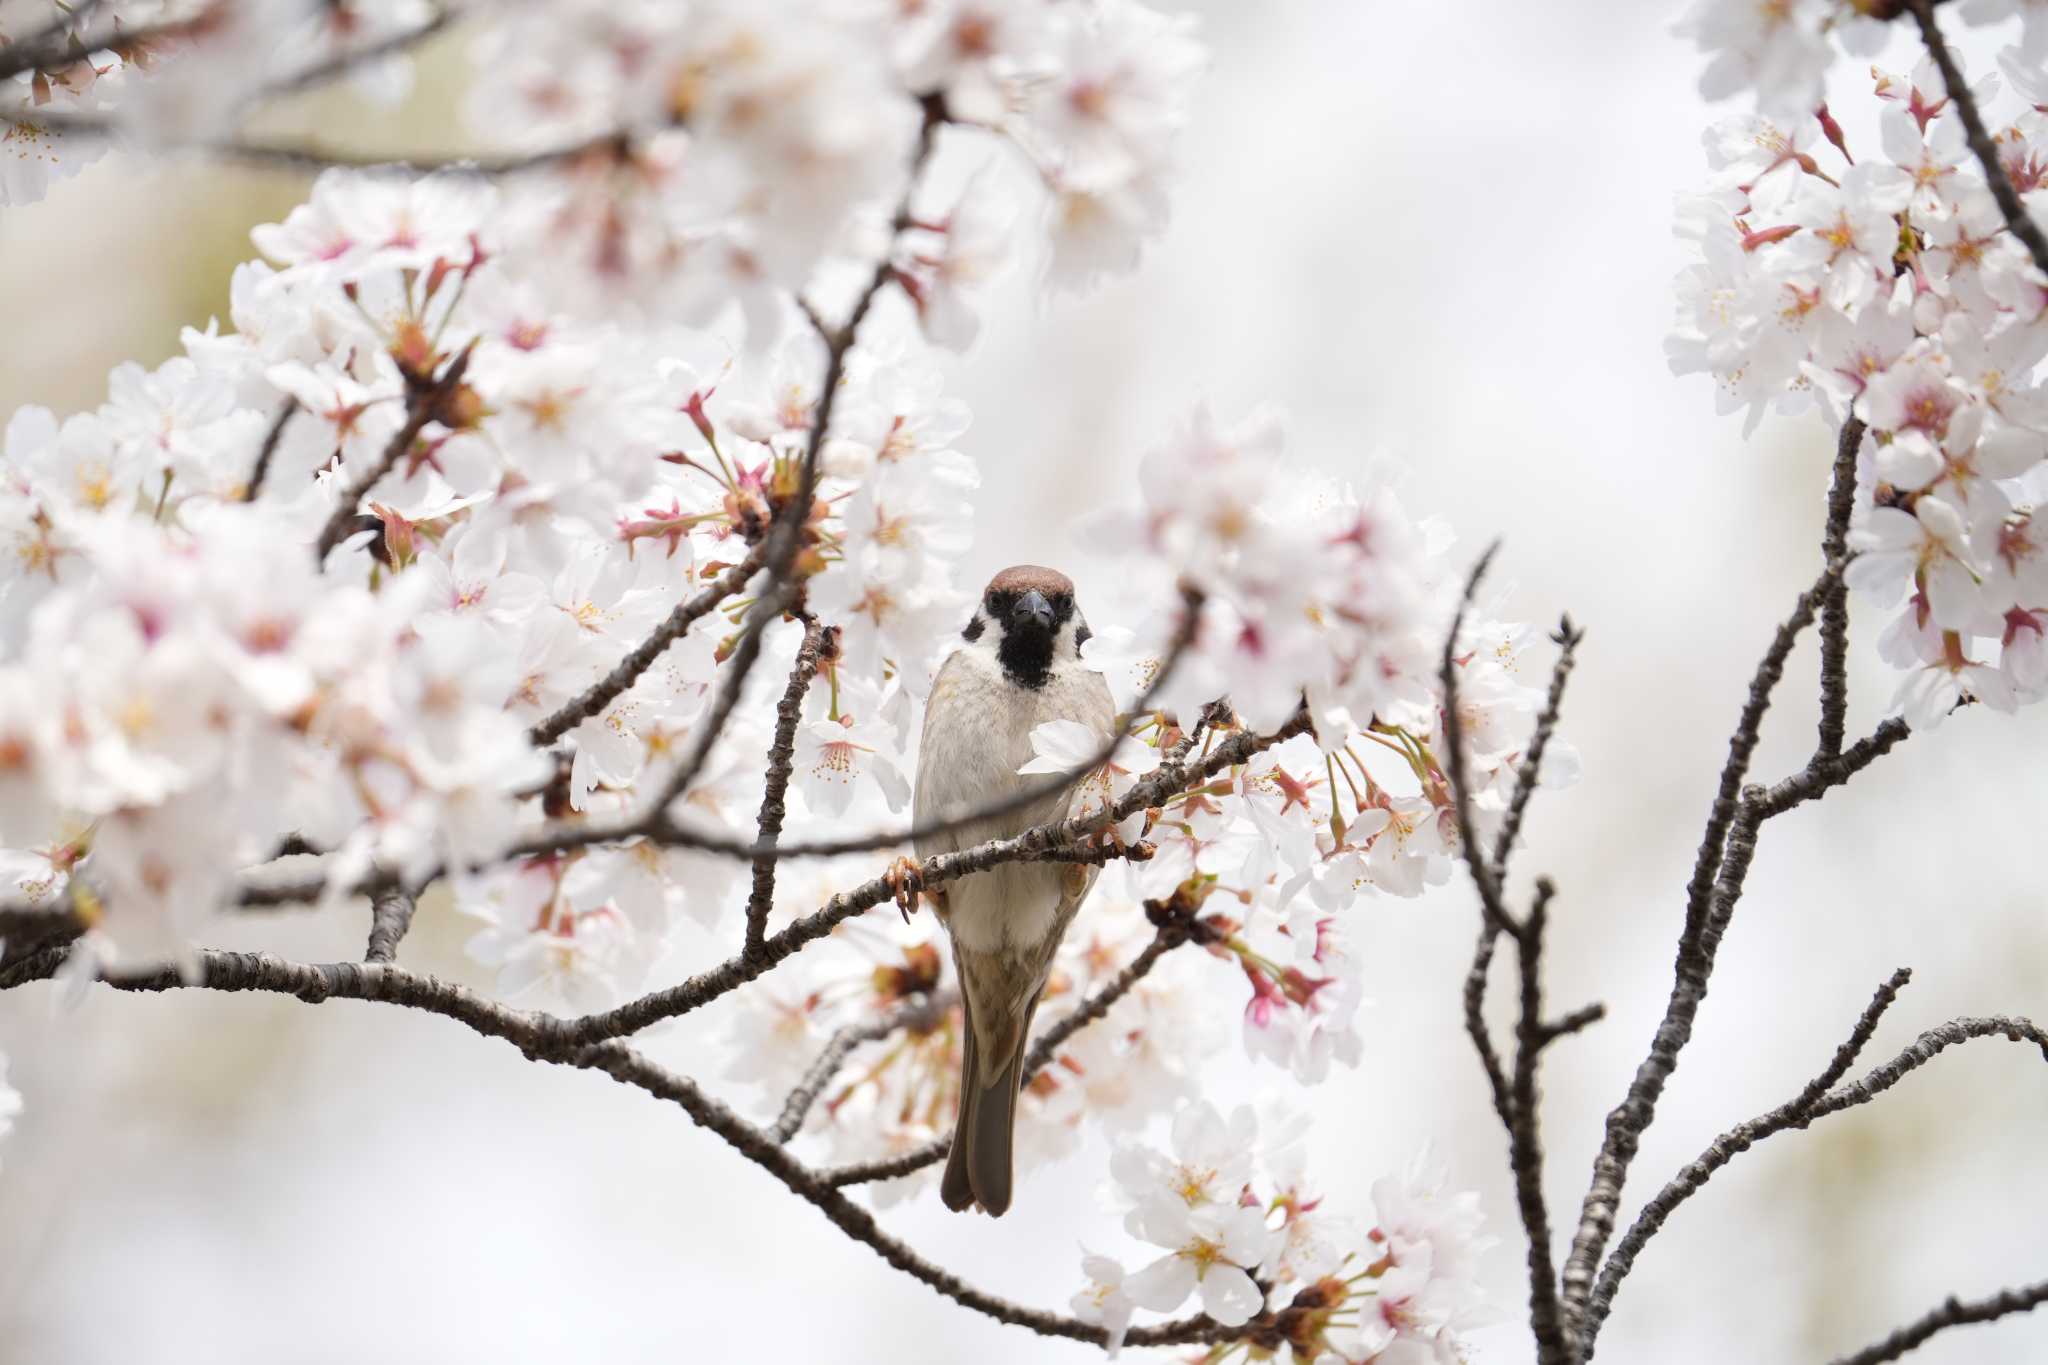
[914, 565, 1115, 1217]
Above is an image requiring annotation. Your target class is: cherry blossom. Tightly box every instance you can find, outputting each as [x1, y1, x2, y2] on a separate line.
[1673, 51, 2048, 724]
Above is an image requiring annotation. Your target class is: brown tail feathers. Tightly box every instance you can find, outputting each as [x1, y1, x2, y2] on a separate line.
[941, 1006, 1034, 1217]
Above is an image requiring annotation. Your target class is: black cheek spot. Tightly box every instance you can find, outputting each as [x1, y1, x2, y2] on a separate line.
[962, 615, 986, 642]
[1074, 623, 1092, 649]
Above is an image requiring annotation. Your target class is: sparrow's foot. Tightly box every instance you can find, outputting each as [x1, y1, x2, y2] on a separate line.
[885, 855, 925, 923]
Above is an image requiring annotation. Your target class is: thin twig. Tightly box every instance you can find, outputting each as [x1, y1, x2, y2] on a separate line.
[1440, 541, 1516, 937]
[1801, 1013, 2048, 1123]
[1508, 880, 1572, 1365]
[1442, 551, 1578, 1364]
[550, 709, 1309, 1048]
[1465, 921, 1515, 1130]
[1492, 615, 1585, 878]
[311, 346, 472, 561]
[1750, 719, 1910, 820]
[671, 585, 1210, 864]
[746, 619, 832, 958]
[1817, 418, 1866, 757]
[616, 94, 951, 830]
[1540, 1002, 1606, 1045]
[527, 546, 767, 747]
[642, 584, 795, 820]
[772, 995, 942, 1144]
[1909, 0, 2048, 278]
[255, 8, 458, 100]
[1581, 968, 1914, 1352]
[1828, 1280, 2048, 1365]
[243, 397, 300, 502]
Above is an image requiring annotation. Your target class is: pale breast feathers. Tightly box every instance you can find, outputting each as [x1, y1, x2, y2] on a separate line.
[913, 647, 1117, 953]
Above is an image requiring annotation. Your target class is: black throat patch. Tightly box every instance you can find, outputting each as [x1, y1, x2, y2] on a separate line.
[996, 625, 1055, 690]
[981, 588, 1073, 691]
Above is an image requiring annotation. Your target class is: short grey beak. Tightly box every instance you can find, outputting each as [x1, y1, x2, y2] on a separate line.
[1013, 589, 1055, 631]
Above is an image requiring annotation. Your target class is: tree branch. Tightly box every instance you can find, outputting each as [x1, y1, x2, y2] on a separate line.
[527, 547, 768, 747]
[1466, 613, 1586, 1165]
[1493, 615, 1585, 878]
[1829, 1280, 2048, 1365]
[1465, 920, 1515, 1130]
[0, 945, 1244, 1350]
[1909, 0, 2048, 278]
[242, 397, 300, 503]
[607, 94, 949, 832]
[364, 886, 416, 964]
[497, 581, 1207, 872]
[1817, 418, 1865, 757]
[746, 619, 833, 959]
[772, 993, 945, 1144]
[311, 345, 472, 561]
[1560, 566, 1836, 1330]
[1440, 541, 1517, 937]
[1508, 880, 1574, 1365]
[1440, 549, 1584, 1364]
[1581, 968, 1915, 1352]
[1, 105, 635, 178]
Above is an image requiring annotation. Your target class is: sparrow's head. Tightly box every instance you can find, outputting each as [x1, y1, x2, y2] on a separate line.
[963, 564, 1091, 690]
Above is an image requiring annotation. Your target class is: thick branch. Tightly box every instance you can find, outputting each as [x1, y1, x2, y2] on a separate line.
[0, 902, 85, 953]
[0, 946, 1242, 1350]
[364, 887, 417, 964]
[747, 619, 832, 958]
[1817, 418, 1865, 757]
[1829, 1281, 2048, 1365]
[527, 547, 767, 747]
[1582, 968, 1914, 1352]
[1909, 0, 2048, 278]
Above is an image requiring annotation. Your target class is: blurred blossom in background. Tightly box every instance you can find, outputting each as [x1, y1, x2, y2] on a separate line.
[2, 3, 2046, 1363]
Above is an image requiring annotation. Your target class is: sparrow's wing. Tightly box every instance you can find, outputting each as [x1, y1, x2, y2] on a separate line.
[912, 649, 974, 863]
[1054, 667, 1120, 905]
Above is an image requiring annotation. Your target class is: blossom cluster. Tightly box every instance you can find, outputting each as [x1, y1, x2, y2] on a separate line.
[0, 5, 1542, 1346]
[2, 0, 1200, 335]
[1676, 0, 2047, 116]
[0, 0, 436, 204]
[1072, 1102, 1495, 1360]
[1671, 53, 2048, 724]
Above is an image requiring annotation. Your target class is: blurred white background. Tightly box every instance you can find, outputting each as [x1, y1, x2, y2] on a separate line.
[3, 4, 2046, 1362]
